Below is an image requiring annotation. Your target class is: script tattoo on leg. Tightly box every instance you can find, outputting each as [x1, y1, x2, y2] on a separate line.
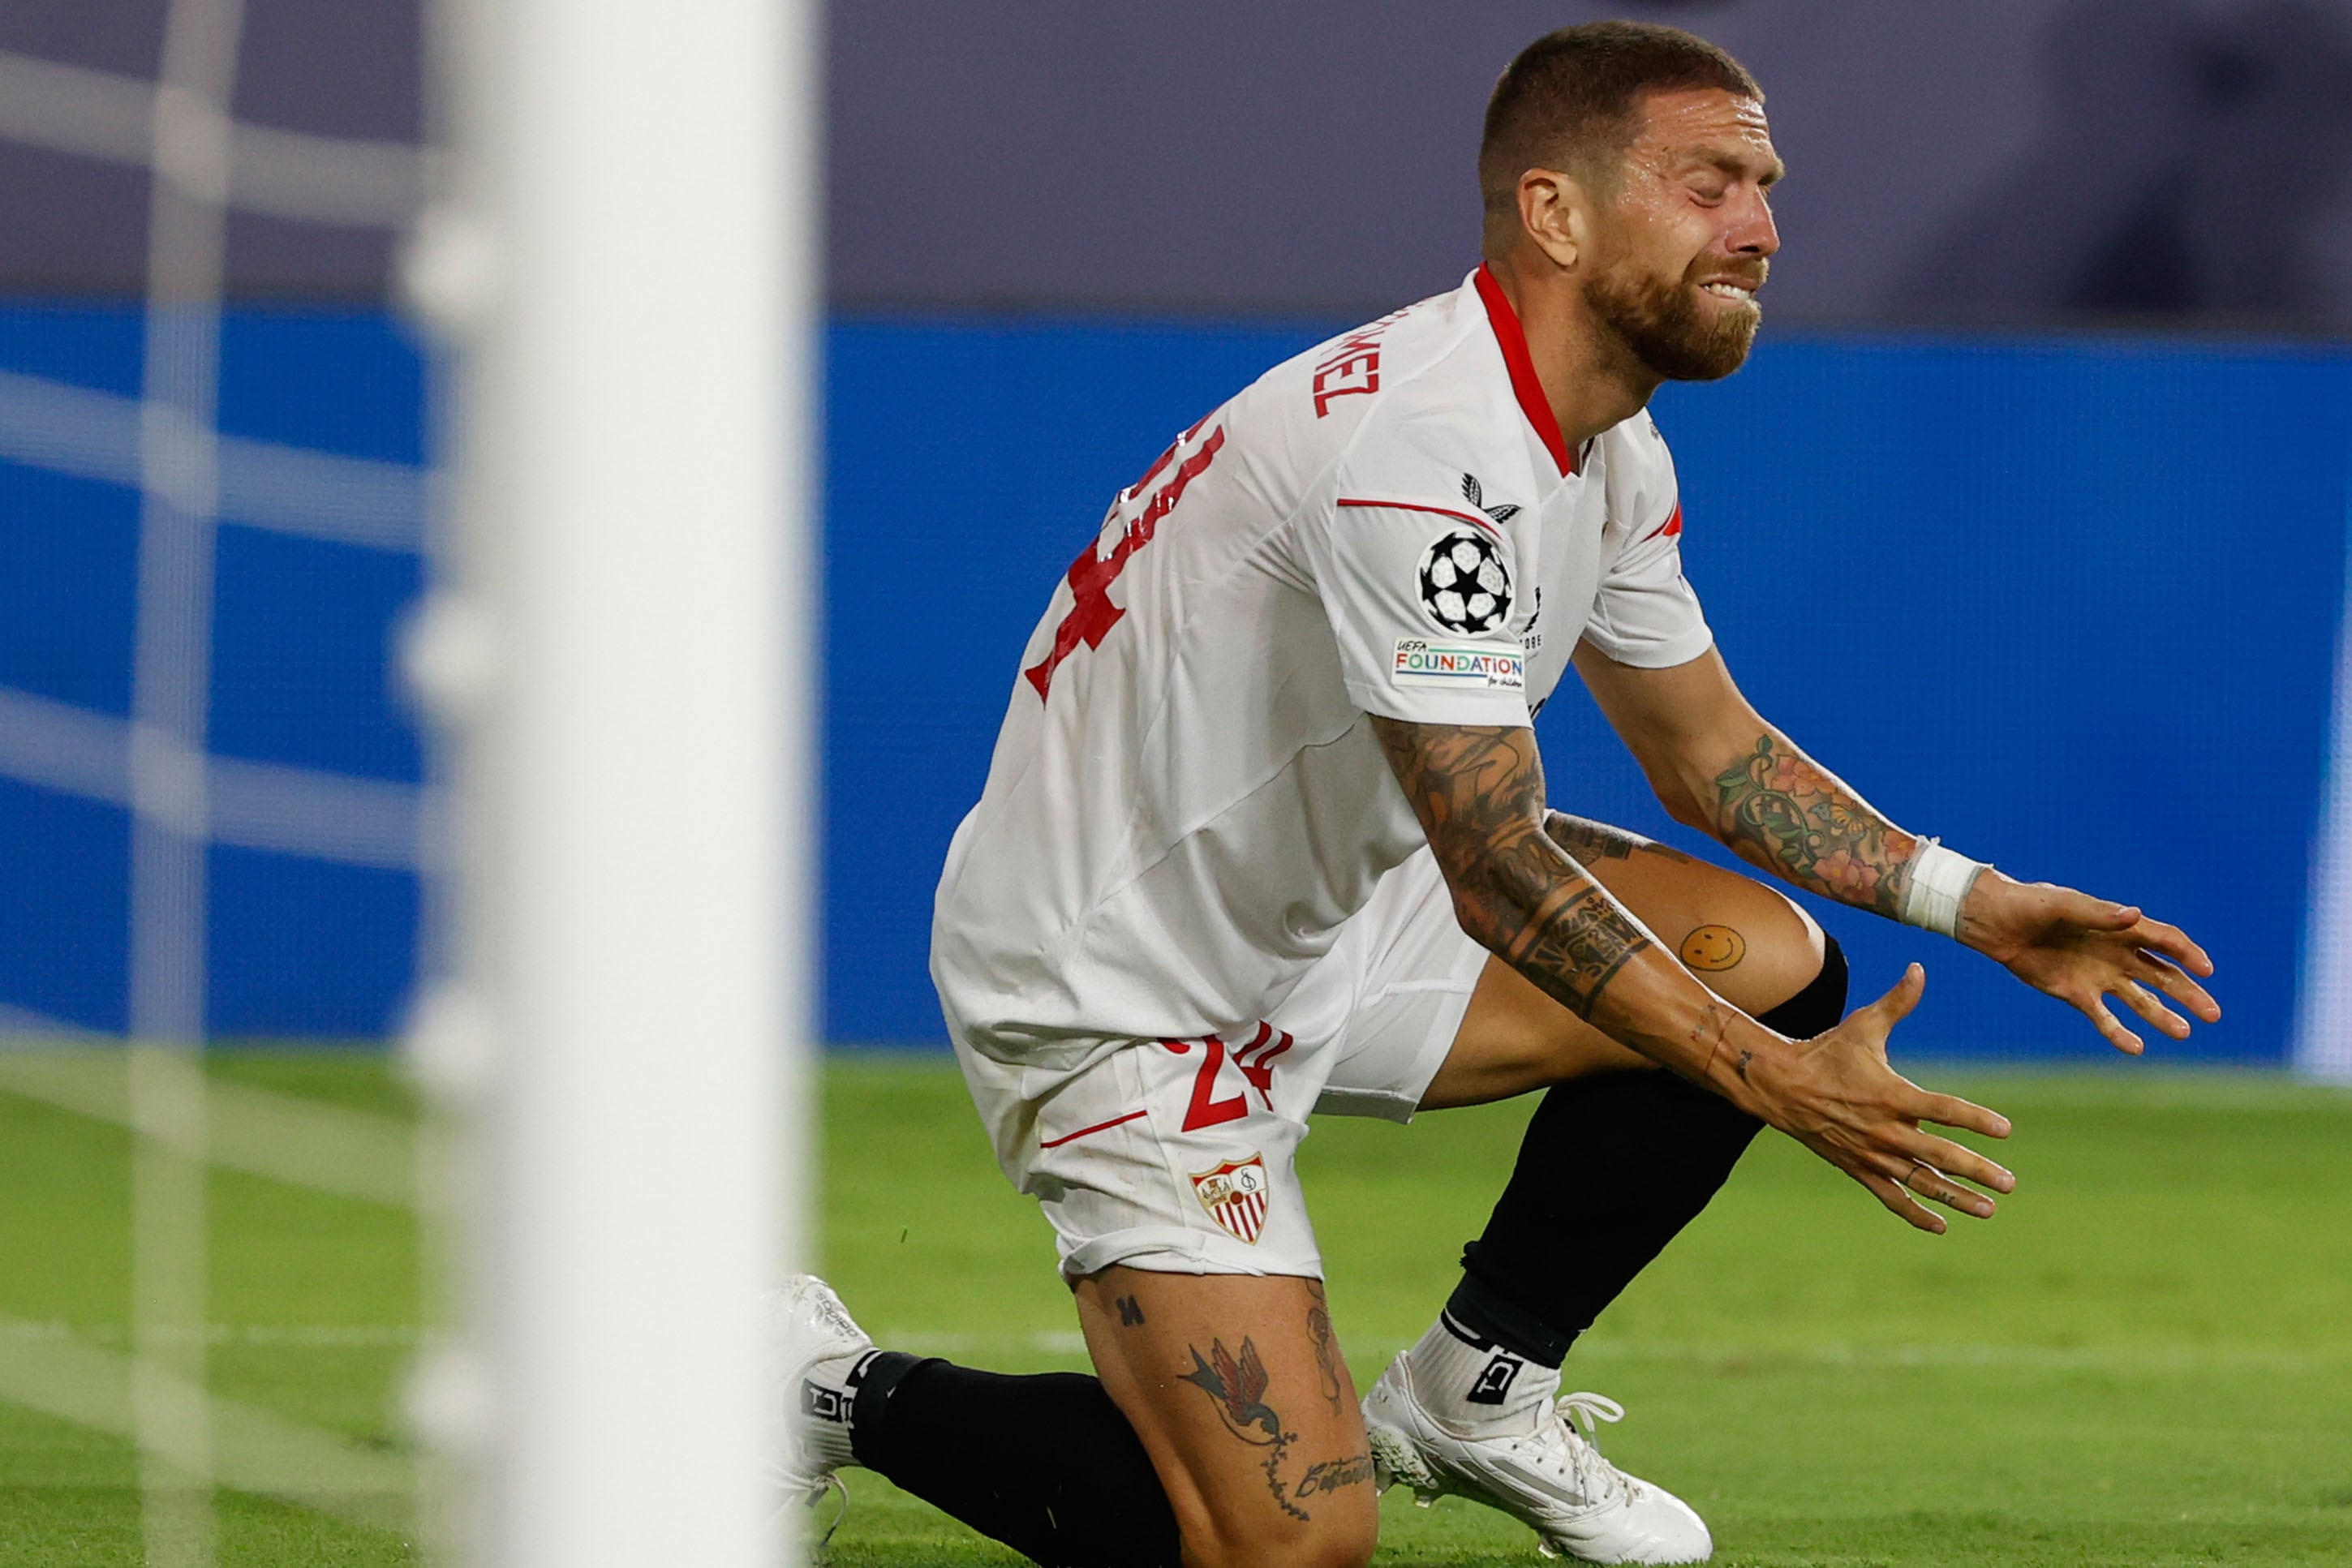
[1305, 1282, 1343, 1415]
[1177, 1335, 1309, 1520]
[1710, 733, 1919, 919]
[1370, 721, 1654, 1020]
[1115, 1295, 1146, 1328]
[1295, 1453, 1375, 1500]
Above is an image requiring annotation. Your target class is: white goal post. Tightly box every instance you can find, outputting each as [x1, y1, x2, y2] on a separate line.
[406, 0, 813, 1563]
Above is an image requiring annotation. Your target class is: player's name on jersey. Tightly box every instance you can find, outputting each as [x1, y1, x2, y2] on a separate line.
[1391, 638, 1527, 691]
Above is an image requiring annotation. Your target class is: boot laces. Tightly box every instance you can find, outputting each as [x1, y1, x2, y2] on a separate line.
[1529, 1390, 1630, 1503]
[769, 1467, 850, 1547]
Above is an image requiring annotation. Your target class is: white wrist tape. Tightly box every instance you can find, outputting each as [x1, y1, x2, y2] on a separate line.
[1899, 840, 1987, 938]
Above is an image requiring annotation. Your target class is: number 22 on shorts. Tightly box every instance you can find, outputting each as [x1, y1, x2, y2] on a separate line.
[1159, 1023, 1294, 1132]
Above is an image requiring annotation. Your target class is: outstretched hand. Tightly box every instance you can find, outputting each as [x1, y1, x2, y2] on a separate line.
[1743, 964, 2015, 1234]
[1956, 871, 2220, 1054]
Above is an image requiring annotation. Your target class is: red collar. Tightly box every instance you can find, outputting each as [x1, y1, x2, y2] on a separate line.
[1473, 262, 1574, 477]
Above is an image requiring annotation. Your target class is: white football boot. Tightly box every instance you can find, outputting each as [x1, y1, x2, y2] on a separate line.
[1362, 1347, 1712, 1564]
[768, 1272, 877, 1506]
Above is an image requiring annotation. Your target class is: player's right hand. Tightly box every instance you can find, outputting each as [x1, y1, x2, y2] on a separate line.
[1740, 964, 2017, 1235]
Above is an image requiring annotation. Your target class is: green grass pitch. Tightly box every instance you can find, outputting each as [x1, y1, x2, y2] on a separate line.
[0, 1050, 2347, 1566]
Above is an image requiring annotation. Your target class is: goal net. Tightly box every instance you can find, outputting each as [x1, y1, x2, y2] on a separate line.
[0, 0, 813, 1562]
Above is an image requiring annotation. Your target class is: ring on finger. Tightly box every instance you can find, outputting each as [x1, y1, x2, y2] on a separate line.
[1911, 1158, 1973, 1209]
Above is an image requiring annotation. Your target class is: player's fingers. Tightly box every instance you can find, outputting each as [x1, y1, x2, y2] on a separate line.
[2133, 955, 2221, 1023]
[1904, 1089, 2012, 1141]
[1895, 1158, 1997, 1219]
[2072, 896, 2142, 930]
[2075, 991, 2144, 1055]
[1857, 1167, 1946, 1234]
[2131, 916, 2214, 977]
[2112, 977, 2190, 1039]
[1855, 963, 1926, 1030]
[1902, 1132, 2014, 1196]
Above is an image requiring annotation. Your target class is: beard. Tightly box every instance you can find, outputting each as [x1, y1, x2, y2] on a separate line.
[1583, 257, 1765, 382]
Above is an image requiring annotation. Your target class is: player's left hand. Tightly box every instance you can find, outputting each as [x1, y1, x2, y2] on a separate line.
[1955, 870, 2220, 1054]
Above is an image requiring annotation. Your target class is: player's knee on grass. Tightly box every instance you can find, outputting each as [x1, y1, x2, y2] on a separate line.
[1176, 1496, 1378, 1568]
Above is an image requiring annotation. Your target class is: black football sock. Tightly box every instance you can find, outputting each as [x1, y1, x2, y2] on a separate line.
[849, 1351, 1182, 1568]
[1448, 935, 1849, 1368]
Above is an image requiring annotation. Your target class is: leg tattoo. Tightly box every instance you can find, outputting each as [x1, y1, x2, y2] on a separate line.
[1677, 923, 1747, 973]
[1305, 1282, 1343, 1415]
[1178, 1336, 1309, 1520]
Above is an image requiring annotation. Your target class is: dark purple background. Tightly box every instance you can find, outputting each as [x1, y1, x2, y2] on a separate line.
[5, 0, 2352, 324]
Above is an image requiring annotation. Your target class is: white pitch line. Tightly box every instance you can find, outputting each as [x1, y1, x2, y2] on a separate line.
[0, 1312, 415, 1535]
[0, 1047, 414, 1209]
[1, 1321, 422, 1349]
[15, 1320, 2340, 1374]
[879, 1328, 2352, 1376]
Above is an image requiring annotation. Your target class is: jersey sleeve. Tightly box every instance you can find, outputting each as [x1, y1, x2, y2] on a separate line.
[1292, 492, 1533, 726]
[1584, 419, 1713, 669]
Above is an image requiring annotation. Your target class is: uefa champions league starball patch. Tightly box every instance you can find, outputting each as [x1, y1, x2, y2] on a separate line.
[1417, 529, 1511, 635]
[1190, 1154, 1271, 1244]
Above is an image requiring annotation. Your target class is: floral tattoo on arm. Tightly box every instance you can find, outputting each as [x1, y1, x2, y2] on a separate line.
[1711, 733, 1919, 917]
[1371, 719, 1653, 1020]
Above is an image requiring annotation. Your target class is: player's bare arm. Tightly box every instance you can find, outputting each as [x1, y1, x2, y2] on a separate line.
[1370, 712, 2017, 1233]
[1575, 641, 2222, 1053]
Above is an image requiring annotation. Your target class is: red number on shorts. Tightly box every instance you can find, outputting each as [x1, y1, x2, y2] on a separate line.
[1163, 1023, 1292, 1132]
[1163, 1037, 1247, 1132]
[1023, 415, 1226, 702]
[1232, 1023, 1294, 1102]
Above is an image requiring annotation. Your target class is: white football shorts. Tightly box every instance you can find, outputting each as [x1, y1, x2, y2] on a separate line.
[947, 845, 1490, 1280]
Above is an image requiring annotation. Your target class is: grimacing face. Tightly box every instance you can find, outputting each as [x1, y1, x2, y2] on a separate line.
[1581, 88, 1783, 382]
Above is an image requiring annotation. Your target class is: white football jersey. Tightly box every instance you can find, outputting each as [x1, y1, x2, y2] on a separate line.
[931, 266, 1713, 1063]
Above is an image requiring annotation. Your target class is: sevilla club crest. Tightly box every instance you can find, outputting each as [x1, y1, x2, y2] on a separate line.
[1191, 1154, 1271, 1245]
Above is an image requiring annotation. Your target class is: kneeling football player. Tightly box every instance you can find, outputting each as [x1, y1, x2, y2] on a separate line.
[780, 23, 2217, 1568]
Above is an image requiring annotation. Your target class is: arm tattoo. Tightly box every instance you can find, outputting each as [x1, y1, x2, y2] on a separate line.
[1543, 811, 1693, 867]
[1710, 732, 1920, 918]
[1373, 720, 1653, 1020]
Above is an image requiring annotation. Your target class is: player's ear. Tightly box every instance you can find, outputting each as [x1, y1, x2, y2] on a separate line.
[1516, 168, 1589, 271]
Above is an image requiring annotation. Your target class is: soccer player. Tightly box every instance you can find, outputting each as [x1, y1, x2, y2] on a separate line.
[780, 22, 2220, 1568]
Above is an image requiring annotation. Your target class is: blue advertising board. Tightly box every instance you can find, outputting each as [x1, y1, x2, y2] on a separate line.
[1, 303, 2344, 1059]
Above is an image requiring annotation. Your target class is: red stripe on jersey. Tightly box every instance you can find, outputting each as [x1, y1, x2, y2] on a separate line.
[1641, 503, 1683, 543]
[1335, 497, 1503, 538]
[1474, 263, 1575, 478]
[1037, 1108, 1149, 1149]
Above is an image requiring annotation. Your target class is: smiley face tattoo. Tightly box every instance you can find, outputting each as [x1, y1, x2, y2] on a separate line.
[1679, 923, 1747, 973]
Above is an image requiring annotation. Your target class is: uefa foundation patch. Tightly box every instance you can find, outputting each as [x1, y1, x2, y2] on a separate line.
[1391, 638, 1525, 691]
[1191, 1154, 1271, 1244]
